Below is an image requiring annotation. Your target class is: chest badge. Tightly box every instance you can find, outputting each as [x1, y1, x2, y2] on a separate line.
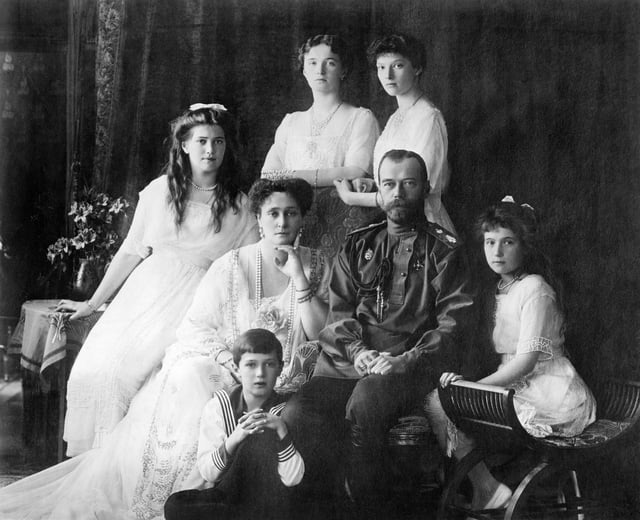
[364, 248, 373, 261]
[412, 257, 425, 272]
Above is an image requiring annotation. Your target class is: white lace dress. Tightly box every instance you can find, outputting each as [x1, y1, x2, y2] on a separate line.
[262, 106, 380, 261]
[0, 243, 329, 520]
[373, 96, 455, 232]
[63, 176, 257, 455]
[492, 274, 596, 436]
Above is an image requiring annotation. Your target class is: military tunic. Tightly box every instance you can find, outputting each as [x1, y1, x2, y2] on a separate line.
[315, 217, 474, 381]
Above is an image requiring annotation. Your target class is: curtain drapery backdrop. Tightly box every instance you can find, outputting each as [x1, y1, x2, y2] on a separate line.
[89, 0, 639, 506]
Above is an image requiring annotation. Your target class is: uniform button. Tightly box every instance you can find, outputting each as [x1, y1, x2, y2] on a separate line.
[401, 272, 407, 277]
[406, 247, 412, 252]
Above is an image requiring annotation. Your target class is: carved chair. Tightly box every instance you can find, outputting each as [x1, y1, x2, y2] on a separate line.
[437, 378, 640, 519]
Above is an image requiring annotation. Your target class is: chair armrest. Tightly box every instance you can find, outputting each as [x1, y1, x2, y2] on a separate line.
[596, 379, 640, 422]
[438, 380, 529, 438]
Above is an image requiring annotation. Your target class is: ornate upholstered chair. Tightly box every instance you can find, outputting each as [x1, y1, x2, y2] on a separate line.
[437, 379, 640, 519]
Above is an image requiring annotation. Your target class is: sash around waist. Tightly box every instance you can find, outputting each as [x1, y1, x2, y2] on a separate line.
[150, 247, 213, 270]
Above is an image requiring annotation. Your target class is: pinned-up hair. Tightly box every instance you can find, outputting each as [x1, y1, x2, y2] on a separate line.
[297, 34, 352, 75]
[367, 33, 426, 72]
[248, 178, 314, 217]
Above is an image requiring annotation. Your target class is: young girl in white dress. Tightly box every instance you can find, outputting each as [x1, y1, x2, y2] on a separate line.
[56, 104, 258, 456]
[335, 33, 455, 232]
[425, 196, 596, 512]
[261, 34, 380, 261]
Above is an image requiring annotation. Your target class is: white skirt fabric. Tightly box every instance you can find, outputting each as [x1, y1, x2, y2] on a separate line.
[0, 343, 234, 519]
[64, 252, 208, 455]
[508, 355, 596, 437]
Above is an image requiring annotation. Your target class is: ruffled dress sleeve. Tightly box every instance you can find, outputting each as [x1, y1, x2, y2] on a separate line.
[171, 250, 235, 363]
[343, 108, 380, 175]
[515, 285, 560, 361]
[120, 180, 156, 258]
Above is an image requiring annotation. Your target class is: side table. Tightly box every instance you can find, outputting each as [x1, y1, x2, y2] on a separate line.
[8, 299, 104, 462]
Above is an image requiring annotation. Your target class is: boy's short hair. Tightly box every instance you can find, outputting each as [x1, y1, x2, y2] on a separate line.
[232, 328, 284, 366]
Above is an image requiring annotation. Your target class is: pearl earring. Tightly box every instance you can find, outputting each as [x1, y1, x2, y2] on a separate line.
[295, 227, 303, 247]
[259, 226, 264, 239]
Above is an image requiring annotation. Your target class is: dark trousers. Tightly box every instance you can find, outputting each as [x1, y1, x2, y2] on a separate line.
[164, 431, 291, 520]
[282, 372, 431, 502]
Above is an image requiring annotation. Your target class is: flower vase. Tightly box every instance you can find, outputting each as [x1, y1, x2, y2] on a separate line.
[71, 258, 99, 300]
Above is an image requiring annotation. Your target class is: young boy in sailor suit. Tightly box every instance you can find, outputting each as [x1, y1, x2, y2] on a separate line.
[164, 328, 304, 520]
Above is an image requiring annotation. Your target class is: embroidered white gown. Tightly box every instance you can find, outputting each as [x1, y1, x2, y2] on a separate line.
[63, 176, 258, 455]
[262, 107, 380, 261]
[492, 274, 596, 436]
[0, 243, 329, 520]
[373, 96, 455, 232]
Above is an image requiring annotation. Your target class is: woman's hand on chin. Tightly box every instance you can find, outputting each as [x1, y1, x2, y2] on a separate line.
[273, 245, 306, 283]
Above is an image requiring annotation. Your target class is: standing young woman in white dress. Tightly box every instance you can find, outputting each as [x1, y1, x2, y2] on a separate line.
[56, 104, 258, 456]
[335, 33, 455, 232]
[424, 197, 596, 512]
[261, 34, 380, 261]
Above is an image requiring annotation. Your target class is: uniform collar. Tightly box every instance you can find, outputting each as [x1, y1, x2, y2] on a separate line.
[386, 217, 429, 236]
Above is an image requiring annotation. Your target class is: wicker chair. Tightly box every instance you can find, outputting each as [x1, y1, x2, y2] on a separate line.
[437, 379, 640, 519]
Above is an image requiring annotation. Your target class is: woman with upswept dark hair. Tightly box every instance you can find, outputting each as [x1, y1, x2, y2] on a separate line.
[261, 33, 380, 262]
[335, 33, 455, 233]
[57, 103, 258, 457]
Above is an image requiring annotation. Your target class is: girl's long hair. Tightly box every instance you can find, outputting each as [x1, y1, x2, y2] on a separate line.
[161, 106, 242, 232]
[475, 200, 566, 315]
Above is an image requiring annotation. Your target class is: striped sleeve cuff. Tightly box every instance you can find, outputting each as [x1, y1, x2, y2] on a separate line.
[277, 434, 296, 462]
[212, 443, 230, 471]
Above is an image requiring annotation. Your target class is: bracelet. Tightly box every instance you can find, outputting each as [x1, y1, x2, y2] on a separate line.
[297, 292, 314, 304]
[85, 300, 98, 313]
[295, 286, 312, 293]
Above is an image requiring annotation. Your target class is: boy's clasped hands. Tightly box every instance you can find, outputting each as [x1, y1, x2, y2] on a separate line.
[224, 409, 288, 454]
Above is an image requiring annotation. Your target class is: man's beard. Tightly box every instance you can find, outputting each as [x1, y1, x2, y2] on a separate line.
[382, 200, 423, 225]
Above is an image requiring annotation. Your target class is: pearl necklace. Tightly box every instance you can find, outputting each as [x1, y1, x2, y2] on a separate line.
[497, 272, 524, 293]
[310, 102, 343, 136]
[255, 245, 296, 357]
[189, 179, 216, 192]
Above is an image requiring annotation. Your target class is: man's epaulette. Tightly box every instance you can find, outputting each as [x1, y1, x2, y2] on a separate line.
[427, 221, 460, 249]
[346, 220, 387, 237]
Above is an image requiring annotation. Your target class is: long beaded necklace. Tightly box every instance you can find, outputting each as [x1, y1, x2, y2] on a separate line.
[189, 179, 216, 192]
[310, 102, 343, 137]
[255, 245, 296, 356]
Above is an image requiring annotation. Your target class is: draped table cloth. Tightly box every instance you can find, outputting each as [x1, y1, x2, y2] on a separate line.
[7, 299, 104, 461]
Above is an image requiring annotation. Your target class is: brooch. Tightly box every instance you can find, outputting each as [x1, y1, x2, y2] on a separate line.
[412, 257, 425, 272]
[364, 248, 373, 261]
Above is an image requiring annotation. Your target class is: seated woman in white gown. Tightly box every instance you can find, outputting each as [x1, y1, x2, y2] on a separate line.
[0, 178, 330, 520]
[56, 103, 258, 456]
[335, 33, 456, 232]
[424, 197, 596, 512]
[262, 34, 381, 262]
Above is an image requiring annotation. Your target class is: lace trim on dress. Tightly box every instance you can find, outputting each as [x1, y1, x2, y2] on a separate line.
[517, 336, 554, 360]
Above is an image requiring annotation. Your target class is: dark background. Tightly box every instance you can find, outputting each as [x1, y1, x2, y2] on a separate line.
[0, 0, 638, 513]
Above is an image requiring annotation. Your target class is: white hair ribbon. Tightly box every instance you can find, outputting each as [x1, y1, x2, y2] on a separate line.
[189, 103, 228, 112]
